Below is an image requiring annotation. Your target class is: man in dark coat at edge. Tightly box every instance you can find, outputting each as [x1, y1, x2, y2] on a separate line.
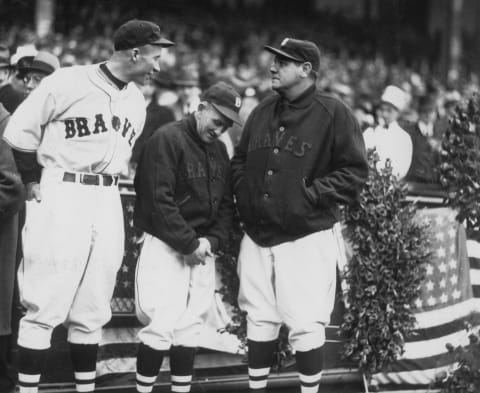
[0, 102, 25, 393]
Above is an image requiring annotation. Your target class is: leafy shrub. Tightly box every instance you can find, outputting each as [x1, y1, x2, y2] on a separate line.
[340, 151, 432, 378]
[437, 93, 480, 392]
[436, 323, 480, 393]
[439, 94, 480, 236]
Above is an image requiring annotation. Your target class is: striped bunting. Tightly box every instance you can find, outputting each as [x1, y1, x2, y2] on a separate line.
[373, 209, 480, 386]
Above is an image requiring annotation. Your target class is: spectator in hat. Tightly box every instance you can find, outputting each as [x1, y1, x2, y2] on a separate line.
[18, 51, 60, 96]
[153, 69, 179, 108]
[130, 70, 176, 168]
[0, 45, 24, 114]
[328, 82, 354, 108]
[0, 102, 25, 393]
[133, 82, 239, 393]
[7, 52, 60, 205]
[8, 45, 38, 97]
[353, 99, 375, 132]
[172, 66, 201, 119]
[231, 37, 368, 393]
[405, 95, 442, 184]
[363, 85, 413, 179]
[434, 89, 461, 138]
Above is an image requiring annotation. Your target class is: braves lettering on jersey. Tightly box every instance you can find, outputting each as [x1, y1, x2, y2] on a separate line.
[4, 64, 145, 176]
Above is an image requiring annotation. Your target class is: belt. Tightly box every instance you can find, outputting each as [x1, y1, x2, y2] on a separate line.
[63, 172, 119, 186]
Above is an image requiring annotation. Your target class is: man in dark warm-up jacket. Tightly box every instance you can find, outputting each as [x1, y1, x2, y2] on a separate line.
[0, 103, 25, 393]
[231, 38, 368, 393]
[133, 82, 239, 393]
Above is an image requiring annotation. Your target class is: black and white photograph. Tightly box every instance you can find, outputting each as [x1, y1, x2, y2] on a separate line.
[0, 1, 479, 392]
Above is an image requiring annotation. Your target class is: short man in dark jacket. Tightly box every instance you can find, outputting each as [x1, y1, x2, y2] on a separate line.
[133, 82, 239, 393]
[231, 38, 368, 393]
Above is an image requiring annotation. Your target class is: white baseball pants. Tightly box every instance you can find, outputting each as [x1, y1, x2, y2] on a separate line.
[18, 168, 124, 350]
[135, 234, 216, 350]
[237, 230, 338, 352]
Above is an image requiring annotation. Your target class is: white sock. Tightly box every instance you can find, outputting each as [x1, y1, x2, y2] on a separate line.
[18, 373, 41, 393]
[248, 366, 270, 390]
[74, 370, 96, 392]
[136, 373, 156, 393]
[171, 374, 192, 392]
[299, 370, 322, 393]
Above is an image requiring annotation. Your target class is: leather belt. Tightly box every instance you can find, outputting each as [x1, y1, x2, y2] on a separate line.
[62, 172, 119, 186]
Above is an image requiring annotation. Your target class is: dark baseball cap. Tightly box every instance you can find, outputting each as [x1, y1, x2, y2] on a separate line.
[265, 38, 320, 74]
[19, 51, 60, 75]
[114, 19, 174, 51]
[202, 82, 242, 125]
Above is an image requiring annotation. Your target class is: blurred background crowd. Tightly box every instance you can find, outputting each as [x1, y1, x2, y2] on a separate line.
[1, 1, 479, 125]
[0, 0, 479, 177]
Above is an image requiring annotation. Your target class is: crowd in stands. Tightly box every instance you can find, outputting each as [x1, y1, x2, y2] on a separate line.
[0, 2, 476, 180]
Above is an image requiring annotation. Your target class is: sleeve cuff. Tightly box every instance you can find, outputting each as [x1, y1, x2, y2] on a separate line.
[182, 237, 200, 255]
[22, 167, 42, 184]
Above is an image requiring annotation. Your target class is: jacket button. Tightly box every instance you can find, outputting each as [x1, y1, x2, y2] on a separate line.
[263, 193, 270, 199]
[273, 148, 279, 154]
[211, 176, 216, 182]
[213, 198, 218, 204]
[267, 170, 273, 176]
[279, 126, 285, 132]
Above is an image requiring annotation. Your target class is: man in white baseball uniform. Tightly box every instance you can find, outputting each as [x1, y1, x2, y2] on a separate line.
[133, 82, 238, 393]
[231, 38, 368, 393]
[3, 19, 173, 393]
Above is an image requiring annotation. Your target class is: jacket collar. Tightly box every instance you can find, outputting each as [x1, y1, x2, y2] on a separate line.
[279, 83, 316, 109]
[184, 113, 204, 145]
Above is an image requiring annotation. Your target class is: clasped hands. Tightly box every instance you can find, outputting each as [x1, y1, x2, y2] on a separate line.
[185, 237, 214, 266]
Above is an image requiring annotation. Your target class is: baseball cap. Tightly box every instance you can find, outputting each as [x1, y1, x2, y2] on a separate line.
[114, 19, 174, 51]
[264, 38, 320, 74]
[19, 51, 60, 76]
[202, 82, 242, 125]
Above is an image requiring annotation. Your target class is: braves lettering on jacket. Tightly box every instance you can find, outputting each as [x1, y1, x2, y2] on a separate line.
[231, 85, 368, 247]
[134, 114, 233, 255]
[247, 130, 312, 157]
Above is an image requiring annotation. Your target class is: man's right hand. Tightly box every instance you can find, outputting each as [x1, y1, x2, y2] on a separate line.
[26, 182, 42, 202]
[184, 238, 213, 266]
